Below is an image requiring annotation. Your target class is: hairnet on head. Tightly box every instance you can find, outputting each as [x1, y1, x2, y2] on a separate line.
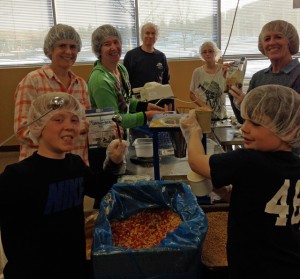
[141, 22, 159, 38]
[241, 84, 300, 148]
[43, 24, 82, 59]
[91, 24, 122, 59]
[258, 20, 299, 55]
[199, 41, 222, 62]
[28, 92, 83, 144]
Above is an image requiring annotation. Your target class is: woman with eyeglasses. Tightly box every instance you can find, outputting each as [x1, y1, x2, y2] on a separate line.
[189, 41, 228, 121]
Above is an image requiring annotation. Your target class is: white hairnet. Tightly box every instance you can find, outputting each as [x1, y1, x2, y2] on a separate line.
[28, 92, 83, 144]
[241, 85, 300, 148]
[43, 24, 82, 59]
[199, 41, 222, 62]
[258, 20, 299, 55]
[91, 24, 122, 59]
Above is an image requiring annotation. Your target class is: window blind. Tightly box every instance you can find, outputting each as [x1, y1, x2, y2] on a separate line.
[0, 0, 299, 67]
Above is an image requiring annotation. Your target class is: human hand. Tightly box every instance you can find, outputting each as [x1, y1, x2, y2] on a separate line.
[229, 85, 245, 109]
[213, 185, 232, 203]
[221, 62, 232, 78]
[147, 103, 165, 111]
[145, 110, 165, 121]
[105, 139, 128, 164]
[179, 109, 202, 144]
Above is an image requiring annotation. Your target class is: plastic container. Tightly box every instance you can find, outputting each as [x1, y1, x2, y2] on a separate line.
[187, 170, 213, 197]
[132, 138, 153, 158]
[195, 107, 212, 133]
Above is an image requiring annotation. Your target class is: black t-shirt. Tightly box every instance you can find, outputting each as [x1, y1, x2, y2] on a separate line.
[0, 152, 117, 279]
[210, 149, 300, 279]
[123, 46, 170, 89]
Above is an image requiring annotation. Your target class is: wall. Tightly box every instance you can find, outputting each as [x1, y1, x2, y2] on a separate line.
[0, 59, 203, 148]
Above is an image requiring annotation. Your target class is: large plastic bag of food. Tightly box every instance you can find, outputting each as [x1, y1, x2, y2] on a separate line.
[92, 180, 208, 279]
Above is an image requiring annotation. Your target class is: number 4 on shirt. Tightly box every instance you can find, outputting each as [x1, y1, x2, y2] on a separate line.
[265, 180, 300, 226]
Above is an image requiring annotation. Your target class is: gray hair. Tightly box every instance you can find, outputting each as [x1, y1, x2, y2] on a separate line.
[258, 20, 299, 55]
[241, 84, 300, 148]
[91, 24, 122, 59]
[141, 22, 159, 39]
[199, 41, 222, 62]
[43, 24, 82, 59]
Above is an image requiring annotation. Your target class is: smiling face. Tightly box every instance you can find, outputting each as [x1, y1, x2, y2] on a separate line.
[142, 26, 157, 48]
[38, 111, 80, 159]
[241, 118, 291, 152]
[100, 36, 122, 65]
[50, 39, 79, 70]
[261, 31, 291, 61]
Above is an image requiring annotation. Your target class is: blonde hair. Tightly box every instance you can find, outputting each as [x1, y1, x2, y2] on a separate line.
[258, 20, 299, 55]
[199, 41, 222, 62]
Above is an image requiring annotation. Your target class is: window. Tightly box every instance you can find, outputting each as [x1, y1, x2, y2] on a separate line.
[0, 0, 300, 67]
[0, 0, 53, 66]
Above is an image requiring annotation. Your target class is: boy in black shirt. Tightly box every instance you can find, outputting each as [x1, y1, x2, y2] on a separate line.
[0, 92, 127, 279]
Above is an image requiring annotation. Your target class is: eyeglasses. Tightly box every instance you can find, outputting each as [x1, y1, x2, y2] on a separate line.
[201, 50, 215, 55]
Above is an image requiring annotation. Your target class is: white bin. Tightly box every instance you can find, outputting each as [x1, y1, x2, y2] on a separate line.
[132, 138, 153, 158]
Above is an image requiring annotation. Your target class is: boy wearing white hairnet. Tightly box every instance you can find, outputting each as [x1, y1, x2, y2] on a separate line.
[180, 84, 300, 279]
[0, 92, 128, 279]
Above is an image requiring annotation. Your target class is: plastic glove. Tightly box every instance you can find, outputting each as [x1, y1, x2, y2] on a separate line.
[228, 85, 245, 109]
[146, 102, 164, 111]
[103, 139, 129, 175]
[144, 81, 161, 88]
[179, 109, 202, 144]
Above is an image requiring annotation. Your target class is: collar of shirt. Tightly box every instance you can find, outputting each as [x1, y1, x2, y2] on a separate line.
[42, 65, 79, 84]
[264, 58, 299, 74]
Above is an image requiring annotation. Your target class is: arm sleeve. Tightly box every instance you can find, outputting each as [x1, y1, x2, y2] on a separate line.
[14, 75, 38, 146]
[83, 164, 118, 199]
[136, 101, 148, 112]
[123, 53, 132, 78]
[162, 54, 170, 84]
[89, 71, 146, 129]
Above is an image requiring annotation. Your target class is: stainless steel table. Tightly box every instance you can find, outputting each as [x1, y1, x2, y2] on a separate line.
[126, 145, 190, 179]
[149, 126, 207, 180]
[212, 126, 243, 152]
